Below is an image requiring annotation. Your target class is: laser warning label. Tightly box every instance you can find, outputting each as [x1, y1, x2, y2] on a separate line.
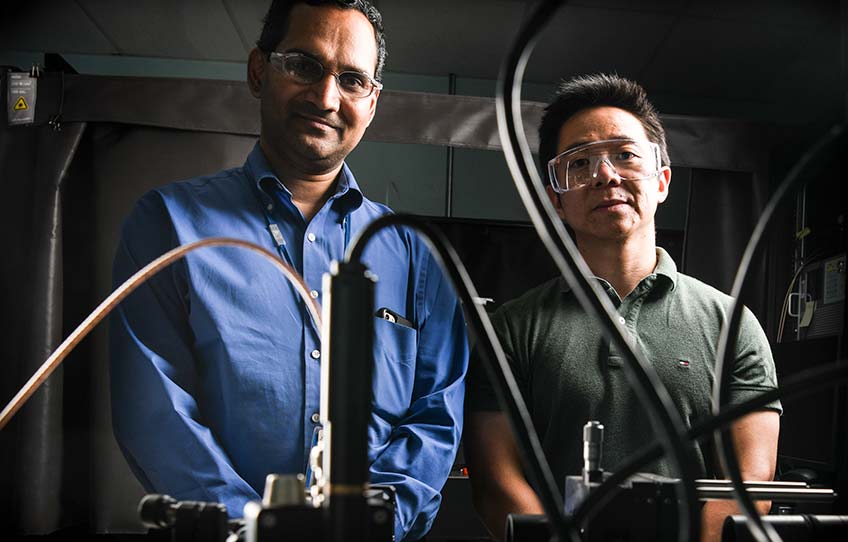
[8, 72, 37, 125]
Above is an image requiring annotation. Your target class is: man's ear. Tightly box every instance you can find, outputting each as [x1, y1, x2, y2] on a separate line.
[247, 48, 266, 98]
[366, 88, 380, 127]
[545, 185, 567, 220]
[656, 166, 671, 204]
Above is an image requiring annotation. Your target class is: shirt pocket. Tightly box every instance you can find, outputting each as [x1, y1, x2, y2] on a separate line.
[373, 316, 418, 367]
[371, 318, 418, 422]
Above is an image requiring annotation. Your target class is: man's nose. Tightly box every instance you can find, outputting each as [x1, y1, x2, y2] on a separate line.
[591, 157, 622, 187]
[305, 73, 342, 112]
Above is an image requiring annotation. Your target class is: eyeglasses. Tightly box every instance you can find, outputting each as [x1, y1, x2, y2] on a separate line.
[547, 138, 663, 193]
[268, 52, 383, 99]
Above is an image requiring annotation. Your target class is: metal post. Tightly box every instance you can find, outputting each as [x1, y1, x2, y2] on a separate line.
[320, 261, 376, 542]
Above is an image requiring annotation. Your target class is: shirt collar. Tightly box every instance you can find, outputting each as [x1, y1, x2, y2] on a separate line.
[559, 246, 678, 294]
[245, 142, 364, 214]
[653, 247, 678, 290]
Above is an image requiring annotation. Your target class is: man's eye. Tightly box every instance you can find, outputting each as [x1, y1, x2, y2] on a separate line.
[339, 72, 367, 90]
[615, 151, 637, 161]
[570, 158, 590, 169]
[287, 58, 321, 78]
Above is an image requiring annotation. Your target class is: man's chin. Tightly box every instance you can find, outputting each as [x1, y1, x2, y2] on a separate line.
[574, 220, 643, 242]
[291, 145, 348, 175]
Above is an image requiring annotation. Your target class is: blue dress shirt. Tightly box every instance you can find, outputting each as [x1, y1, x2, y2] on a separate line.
[110, 144, 468, 541]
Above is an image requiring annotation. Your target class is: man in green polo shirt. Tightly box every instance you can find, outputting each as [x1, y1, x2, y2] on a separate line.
[463, 74, 781, 542]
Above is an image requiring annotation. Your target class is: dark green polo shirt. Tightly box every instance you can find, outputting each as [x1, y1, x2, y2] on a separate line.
[466, 248, 781, 486]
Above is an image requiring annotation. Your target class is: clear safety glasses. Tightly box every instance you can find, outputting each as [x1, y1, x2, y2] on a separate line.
[268, 52, 383, 99]
[547, 138, 663, 193]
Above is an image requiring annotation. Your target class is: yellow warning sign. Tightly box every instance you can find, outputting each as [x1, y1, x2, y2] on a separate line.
[14, 97, 28, 111]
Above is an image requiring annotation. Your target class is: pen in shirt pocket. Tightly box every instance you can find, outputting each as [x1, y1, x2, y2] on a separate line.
[375, 307, 416, 330]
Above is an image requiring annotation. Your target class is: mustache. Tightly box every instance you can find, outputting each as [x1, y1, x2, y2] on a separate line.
[291, 104, 343, 129]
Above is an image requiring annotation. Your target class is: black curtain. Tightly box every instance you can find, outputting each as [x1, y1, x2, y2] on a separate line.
[684, 169, 769, 322]
[1, 70, 87, 533]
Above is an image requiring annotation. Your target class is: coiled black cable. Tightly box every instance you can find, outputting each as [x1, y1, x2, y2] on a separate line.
[572, 125, 845, 539]
[350, 6, 845, 542]
[572, 362, 848, 527]
[495, 0, 702, 540]
[711, 125, 846, 542]
[346, 214, 581, 542]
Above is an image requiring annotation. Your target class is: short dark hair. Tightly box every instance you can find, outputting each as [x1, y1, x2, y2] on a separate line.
[256, 0, 387, 81]
[538, 74, 669, 172]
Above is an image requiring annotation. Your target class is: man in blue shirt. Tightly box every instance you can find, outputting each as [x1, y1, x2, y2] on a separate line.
[109, 2, 468, 540]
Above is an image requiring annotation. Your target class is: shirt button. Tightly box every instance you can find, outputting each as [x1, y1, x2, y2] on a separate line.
[618, 316, 626, 325]
[266, 203, 273, 211]
[311, 413, 320, 424]
[310, 289, 319, 299]
[311, 349, 321, 360]
[307, 232, 316, 242]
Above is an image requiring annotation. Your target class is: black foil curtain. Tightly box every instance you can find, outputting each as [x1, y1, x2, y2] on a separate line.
[685, 169, 769, 321]
[1, 69, 87, 533]
[0, 70, 774, 535]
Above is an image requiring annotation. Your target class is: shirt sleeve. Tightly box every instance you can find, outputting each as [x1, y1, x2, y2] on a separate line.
[728, 306, 783, 414]
[109, 191, 260, 518]
[367, 251, 469, 542]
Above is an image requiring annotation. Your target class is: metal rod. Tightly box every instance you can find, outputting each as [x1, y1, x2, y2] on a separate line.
[444, 73, 456, 217]
[697, 487, 836, 502]
[695, 480, 809, 488]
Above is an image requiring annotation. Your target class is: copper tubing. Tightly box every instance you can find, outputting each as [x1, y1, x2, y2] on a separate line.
[0, 237, 320, 430]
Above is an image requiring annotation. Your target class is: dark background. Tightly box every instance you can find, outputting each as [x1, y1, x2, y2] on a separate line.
[1, 1, 846, 540]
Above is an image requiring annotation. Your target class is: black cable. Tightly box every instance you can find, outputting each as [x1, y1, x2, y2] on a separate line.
[349, 8, 844, 542]
[346, 213, 580, 542]
[573, 125, 845, 540]
[495, 0, 702, 540]
[573, 360, 848, 527]
[712, 125, 845, 542]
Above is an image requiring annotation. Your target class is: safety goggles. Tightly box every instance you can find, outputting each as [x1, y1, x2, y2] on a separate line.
[268, 52, 383, 99]
[547, 138, 663, 193]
